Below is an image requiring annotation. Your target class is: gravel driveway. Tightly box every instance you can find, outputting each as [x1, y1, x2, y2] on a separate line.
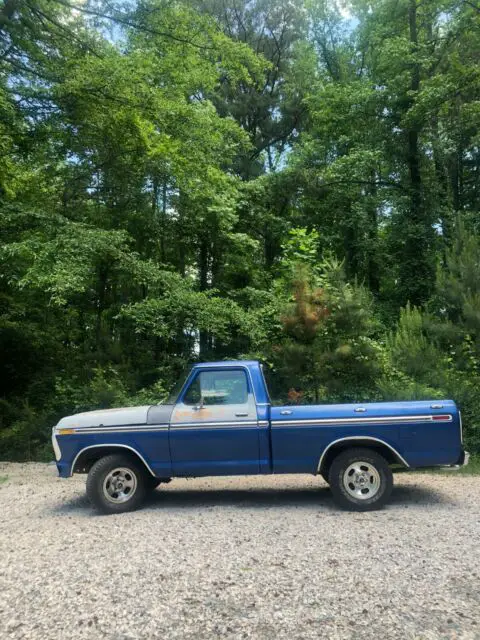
[0, 463, 479, 640]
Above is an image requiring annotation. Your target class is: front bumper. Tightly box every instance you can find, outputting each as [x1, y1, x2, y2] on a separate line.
[51, 428, 61, 461]
[52, 428, 71, 477]
[56, 462, 71, 478]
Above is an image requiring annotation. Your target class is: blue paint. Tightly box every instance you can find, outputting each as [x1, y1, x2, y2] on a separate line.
[169, 426, 261, 476]
[54, 361, 464, 479]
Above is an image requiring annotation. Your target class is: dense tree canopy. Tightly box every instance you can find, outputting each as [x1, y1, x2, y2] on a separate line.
[1, 0, 479, 459]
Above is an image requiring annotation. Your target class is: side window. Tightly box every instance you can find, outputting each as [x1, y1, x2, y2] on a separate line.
[183, 369, 248, 406]
[183, 375, 201, 405]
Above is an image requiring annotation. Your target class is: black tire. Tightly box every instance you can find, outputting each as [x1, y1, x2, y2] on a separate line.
[86, 454, 147, 514]
[321, 472, 330, 484]
[328, 448, 393, 511]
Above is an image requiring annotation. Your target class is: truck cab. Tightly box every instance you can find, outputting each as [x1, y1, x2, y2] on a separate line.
[52, 360, 467, 514]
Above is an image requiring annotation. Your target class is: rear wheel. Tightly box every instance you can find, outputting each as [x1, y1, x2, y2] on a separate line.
[86, 454, 147, 514]
[328, 448, 393, 511]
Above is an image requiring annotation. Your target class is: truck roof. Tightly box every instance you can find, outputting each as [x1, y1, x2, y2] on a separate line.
[192, 360, 259, 369]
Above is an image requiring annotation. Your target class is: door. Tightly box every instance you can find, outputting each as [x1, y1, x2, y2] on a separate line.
[169, 367, 260, 476]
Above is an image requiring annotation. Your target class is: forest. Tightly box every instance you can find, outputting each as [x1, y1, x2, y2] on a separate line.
[0, 0, 479, 460]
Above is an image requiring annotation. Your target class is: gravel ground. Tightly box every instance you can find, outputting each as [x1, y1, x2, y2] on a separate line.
[0, 463, 479, 640]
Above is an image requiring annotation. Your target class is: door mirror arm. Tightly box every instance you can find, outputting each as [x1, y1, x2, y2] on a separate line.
[194, 395, 205, 411]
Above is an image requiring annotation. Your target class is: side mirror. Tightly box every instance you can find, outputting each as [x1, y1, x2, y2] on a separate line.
[194, 394, 205, 411]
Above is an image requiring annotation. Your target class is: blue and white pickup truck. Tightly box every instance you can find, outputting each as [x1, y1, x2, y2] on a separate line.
[52, 360, 468, 513]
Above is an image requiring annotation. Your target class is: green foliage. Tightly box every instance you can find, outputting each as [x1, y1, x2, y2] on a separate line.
[120, 288, 253, 344]
[380, 296, 480, 452]
[1, 0, 480, 459]
[253, 257, 383, 403]
[386, 304, 443, 381]
[437, 218, 480, 334]
[281, 228, 321, 273]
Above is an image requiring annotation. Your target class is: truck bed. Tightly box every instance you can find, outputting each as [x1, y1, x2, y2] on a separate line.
[270, 400, 461, 473]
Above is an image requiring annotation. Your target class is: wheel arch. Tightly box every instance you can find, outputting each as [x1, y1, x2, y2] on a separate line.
[317, 437, 409, 476]
[71, 444, 156, 477]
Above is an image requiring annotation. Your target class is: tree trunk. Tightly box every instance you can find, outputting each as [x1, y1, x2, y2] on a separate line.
[160, 179, 167, 263]
[96, 265, 108, 352]
[199, 235, 209, 358]
[407, 0, 421, 225]
[367, 172, 380, 294]
[397, 0, 435, 307]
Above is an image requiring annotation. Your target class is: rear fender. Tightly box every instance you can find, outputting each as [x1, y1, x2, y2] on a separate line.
[317, 436, 409, 475]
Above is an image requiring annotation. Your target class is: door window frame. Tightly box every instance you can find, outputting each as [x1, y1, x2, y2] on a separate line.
[178, 367, 252, 407]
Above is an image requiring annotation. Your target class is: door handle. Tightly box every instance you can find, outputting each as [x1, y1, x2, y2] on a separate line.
[193, 404, 205, 411]
[235, 412, 249, 417]
[280, 410, 292, 415]
[354, 407, 367, 413]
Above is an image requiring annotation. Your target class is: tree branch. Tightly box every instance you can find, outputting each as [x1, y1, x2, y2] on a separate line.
[50, 0, 216, 50]
[315, 178, 405, 191]
[463, 0, 480, 13]
[25, 0, 103, 59]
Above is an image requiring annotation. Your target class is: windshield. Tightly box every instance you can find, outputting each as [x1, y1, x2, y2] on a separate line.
[161, 366, 192, 405]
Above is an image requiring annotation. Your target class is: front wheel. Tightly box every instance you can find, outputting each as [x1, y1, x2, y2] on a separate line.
[328, 448, 393, 511]
[86, 454, 147, 514]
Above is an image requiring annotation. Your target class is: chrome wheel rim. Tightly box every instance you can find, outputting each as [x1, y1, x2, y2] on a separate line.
[103, 467, 137, 504]
[343, 461, 381, 500]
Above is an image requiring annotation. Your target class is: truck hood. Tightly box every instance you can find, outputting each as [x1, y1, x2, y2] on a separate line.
[56, 406, 151, 430]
